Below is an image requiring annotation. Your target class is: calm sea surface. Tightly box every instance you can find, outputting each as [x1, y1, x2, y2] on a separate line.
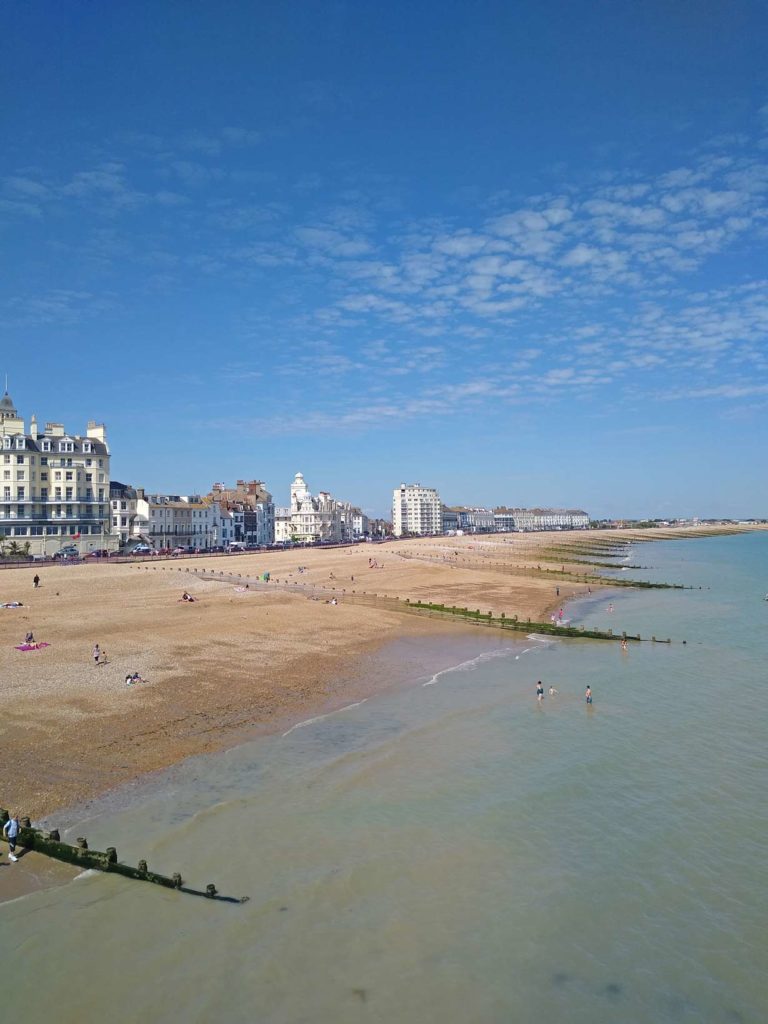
[1, 533, 767, 1023]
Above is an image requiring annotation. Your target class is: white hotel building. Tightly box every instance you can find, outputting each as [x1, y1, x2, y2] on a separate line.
[392, 483, 442, 536]
[0, 389, 112, 555]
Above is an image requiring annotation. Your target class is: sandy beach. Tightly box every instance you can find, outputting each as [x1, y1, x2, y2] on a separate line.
[0, 525, 757, 821]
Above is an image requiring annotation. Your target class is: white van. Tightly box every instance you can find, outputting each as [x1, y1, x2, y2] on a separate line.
[227, 542, 246, 552]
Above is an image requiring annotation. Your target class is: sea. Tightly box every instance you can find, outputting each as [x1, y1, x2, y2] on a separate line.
[1, 532, 766, 1023]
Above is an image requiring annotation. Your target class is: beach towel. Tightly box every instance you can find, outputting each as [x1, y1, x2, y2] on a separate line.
[15, 642, 51, 652]
[0, 602, 23, 609]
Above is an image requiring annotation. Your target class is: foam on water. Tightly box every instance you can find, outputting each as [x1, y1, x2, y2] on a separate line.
[422, 645, 517, 686]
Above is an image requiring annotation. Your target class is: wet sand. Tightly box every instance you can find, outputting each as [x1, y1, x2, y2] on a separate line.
[0, 525, 756, 822]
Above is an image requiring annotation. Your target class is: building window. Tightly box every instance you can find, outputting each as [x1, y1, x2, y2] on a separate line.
[15, 438, 25, 450]
[65, 472, 73, 481]
[83, 442, 92, 453]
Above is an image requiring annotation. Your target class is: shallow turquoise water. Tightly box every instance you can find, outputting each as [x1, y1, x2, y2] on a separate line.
[1, 533, 766, 1023]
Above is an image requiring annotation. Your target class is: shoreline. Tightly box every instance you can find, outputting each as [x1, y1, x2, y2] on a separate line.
[1, 626, 524, 904]
[1, 525, 760, 829]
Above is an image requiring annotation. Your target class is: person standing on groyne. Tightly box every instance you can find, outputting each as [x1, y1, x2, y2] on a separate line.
[3, 812, 20, 862]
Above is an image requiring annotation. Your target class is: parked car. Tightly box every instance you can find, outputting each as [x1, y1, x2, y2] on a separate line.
[171, 546, 187, 555]
[128, 544, 154, 555]
[53, 546, 80, 560]
[86, 549, 110, 558]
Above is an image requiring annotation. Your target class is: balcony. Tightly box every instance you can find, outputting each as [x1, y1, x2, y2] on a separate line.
[0, 512, 107, 522]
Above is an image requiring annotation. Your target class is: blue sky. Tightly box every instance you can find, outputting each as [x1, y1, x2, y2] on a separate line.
[2, 1, 767, 518]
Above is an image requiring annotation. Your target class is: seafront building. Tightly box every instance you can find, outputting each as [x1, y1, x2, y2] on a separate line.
[207, 480, 275, 547]
[449, 507, 496, 533]
[393, 483, 442, 536]
[0, 389, 112, 555]
[351, 509, 370, 538]
[287, 472, 354, 544]
[110, 481, 139, 546]
[493, 507, 590, 531]
[132, 492, 217, 550]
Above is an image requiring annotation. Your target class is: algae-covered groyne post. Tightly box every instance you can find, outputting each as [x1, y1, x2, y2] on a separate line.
[0, 809, 248, 904]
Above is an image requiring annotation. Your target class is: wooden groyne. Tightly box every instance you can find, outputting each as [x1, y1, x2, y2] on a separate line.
[0, 810, 248, 904]
[401, 601, 673, 641]
[183, 569, 681, 643]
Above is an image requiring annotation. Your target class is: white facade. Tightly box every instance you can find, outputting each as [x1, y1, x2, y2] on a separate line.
[0, 390, 112, 556]
[274, 506, 293, 544]
[451, 507, 496, 533]
[287, 472, 353, 544]
[392, 483, 442, 537]
[352, 510, 370, 538]
[494, 508, 590, 532]
[110, 483, 138, 546]
[133, 494, 216, 549]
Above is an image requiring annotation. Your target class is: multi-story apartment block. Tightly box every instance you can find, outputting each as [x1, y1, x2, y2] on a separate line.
[441, 506, 460, 533]
[133, 492, 216, 550]
[392, 483, 442, 537]
[207, 480, 275, 547]
[274, 506, 292, 544]
[0, 389, 112, 555]
[351, 509, 370, 538]
[449, 506, 496, 533]
[494, 507, 590, 532]
[110, 481, 139, 547]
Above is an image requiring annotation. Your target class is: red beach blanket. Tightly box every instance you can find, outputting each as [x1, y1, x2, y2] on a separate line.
[14, 642, 51, 652]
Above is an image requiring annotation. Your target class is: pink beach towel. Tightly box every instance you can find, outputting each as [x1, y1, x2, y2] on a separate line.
[14, 642, 51, 652]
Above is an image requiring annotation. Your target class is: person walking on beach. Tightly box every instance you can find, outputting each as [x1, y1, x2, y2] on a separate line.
[536, 681, 544, 702]
[585, 685, 593, 705]
[33, 573, 40, 589]
[92, 643, 101, 666]
[3, 813, 20, 862]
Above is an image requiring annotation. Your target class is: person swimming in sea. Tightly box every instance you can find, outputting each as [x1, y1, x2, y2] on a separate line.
[536, 681, 544, 702]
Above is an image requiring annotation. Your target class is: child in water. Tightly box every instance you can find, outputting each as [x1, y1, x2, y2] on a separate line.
[585, 686, 593, 704]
